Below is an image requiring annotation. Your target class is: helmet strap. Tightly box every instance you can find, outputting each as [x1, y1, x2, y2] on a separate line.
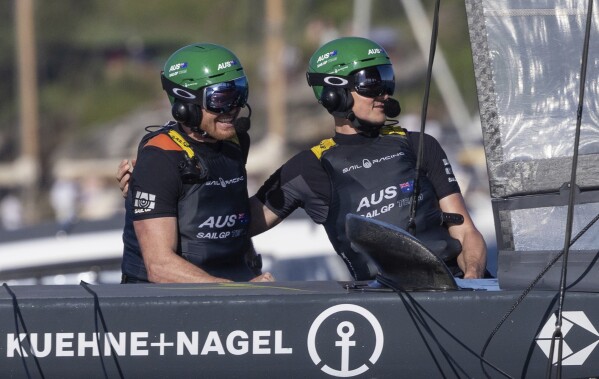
[347, 98, 401, 136]
[351, 115, 384, 137]
[331, 109, 355, 120]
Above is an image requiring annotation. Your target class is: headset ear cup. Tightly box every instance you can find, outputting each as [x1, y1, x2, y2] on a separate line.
[320, 87, 353, 114]
[320, 87, 340, 113]
[172, 102, 202, 128]
[342, 89, 354, 113]
[172, 102, 188, 123]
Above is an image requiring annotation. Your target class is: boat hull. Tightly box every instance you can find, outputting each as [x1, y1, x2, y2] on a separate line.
[2, 282, 598, 378]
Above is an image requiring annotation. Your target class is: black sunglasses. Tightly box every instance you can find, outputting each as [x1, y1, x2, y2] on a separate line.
[306, 65, 395, 98]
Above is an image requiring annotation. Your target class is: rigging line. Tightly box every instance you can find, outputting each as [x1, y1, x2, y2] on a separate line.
[80, 281, 125, 379]
[407, 0, 440, 235]
[479, 212, 599, 369]
[80, 281, 111, 378]
[2, 283, 44, 379]
[549, 0, 594, 377]
[397, 292, 455, 378]
[390, 287, 513, 378]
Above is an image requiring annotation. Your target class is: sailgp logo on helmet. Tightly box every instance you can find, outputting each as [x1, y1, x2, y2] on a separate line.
[168, 62, 189, 78]
[169, 62, 188, 72]
[316, 50, 338, 68]
[368, 48, 383, 55]
[317, 50, 338, 62]
[217, 60, 238, 70]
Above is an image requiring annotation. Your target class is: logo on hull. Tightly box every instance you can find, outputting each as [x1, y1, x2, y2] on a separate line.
[536, 311, 599, 366]
[307, 304, 384, 377]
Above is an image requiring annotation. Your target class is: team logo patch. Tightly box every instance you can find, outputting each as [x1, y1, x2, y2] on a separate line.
[134, 191, 156, 214]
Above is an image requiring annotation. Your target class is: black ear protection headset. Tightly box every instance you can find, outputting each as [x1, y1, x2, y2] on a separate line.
[306, 72, 401, 120]
[171, 101, 203, 131]
[161, 74, 206, 134]
[307, 72, 355, 119]
[320, 87, 354, 117]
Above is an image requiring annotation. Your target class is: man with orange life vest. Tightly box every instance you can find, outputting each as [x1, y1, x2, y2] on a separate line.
[249, 37, 487, 280]
[120, 43, 273, 283]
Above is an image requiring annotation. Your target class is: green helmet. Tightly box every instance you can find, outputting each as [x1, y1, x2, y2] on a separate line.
[162, 43, 246, 105]
[307, 37, 391, 100]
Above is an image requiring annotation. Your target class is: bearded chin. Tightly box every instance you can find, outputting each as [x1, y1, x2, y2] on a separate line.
[210, 127, 237, 141]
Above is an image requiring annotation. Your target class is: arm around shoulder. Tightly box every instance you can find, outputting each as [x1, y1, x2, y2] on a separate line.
[248, 195, 283, 237]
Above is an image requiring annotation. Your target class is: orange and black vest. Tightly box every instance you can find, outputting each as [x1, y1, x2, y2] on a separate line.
[122, 124, 253, 282]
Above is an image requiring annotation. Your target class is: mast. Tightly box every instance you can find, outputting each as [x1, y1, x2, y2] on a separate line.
[15, 0, 40, 224]
[247, 0, 286, 174]
[352, 0, 372, 36]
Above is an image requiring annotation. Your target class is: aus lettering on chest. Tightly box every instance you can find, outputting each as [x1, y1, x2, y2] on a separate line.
[356, 187, 398, 212]
[198, 214, 238, 229]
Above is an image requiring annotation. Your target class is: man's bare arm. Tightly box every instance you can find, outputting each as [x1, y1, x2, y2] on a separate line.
[439, 193, 487, 278]
[134, 217, 233, 283]
[248, 195, 283, 237]
[135, 214, 274, 283]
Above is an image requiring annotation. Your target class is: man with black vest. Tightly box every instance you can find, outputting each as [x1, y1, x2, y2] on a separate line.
[250, 37, 487, 280]
[120, 43, 273, 284]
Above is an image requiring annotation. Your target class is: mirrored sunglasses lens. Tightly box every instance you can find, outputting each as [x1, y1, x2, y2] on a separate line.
[354, 66, 395, 98]
[204, 78, 248, 113]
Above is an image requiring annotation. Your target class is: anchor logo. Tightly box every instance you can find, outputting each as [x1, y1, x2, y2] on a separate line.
[307, 304, 384, 377]
[536, 311, 599, 366]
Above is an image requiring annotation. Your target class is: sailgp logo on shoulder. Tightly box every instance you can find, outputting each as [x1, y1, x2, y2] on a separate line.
[134, 191, 156, 214]
[307, 304, 384, 377]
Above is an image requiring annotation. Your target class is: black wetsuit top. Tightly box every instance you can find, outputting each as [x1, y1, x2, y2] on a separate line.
[256, 128, 462, 279]
[122, 123, 254, 282]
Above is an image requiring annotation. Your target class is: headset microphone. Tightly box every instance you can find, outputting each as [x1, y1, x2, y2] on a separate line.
[234, 104, 252, 134]
[383, 98, 401, 118]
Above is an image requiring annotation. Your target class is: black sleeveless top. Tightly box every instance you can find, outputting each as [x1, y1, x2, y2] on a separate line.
[314, 127, 459, 280]
[121, 123, 253, 282]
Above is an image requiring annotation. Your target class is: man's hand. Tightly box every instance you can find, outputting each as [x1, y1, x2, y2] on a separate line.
[250, 272, 275, 282]
[116, 159, 135, 198]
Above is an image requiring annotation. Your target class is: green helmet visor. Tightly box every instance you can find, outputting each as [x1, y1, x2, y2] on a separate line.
[307, 65, 395, 98]
[161, 74, 249, 113]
